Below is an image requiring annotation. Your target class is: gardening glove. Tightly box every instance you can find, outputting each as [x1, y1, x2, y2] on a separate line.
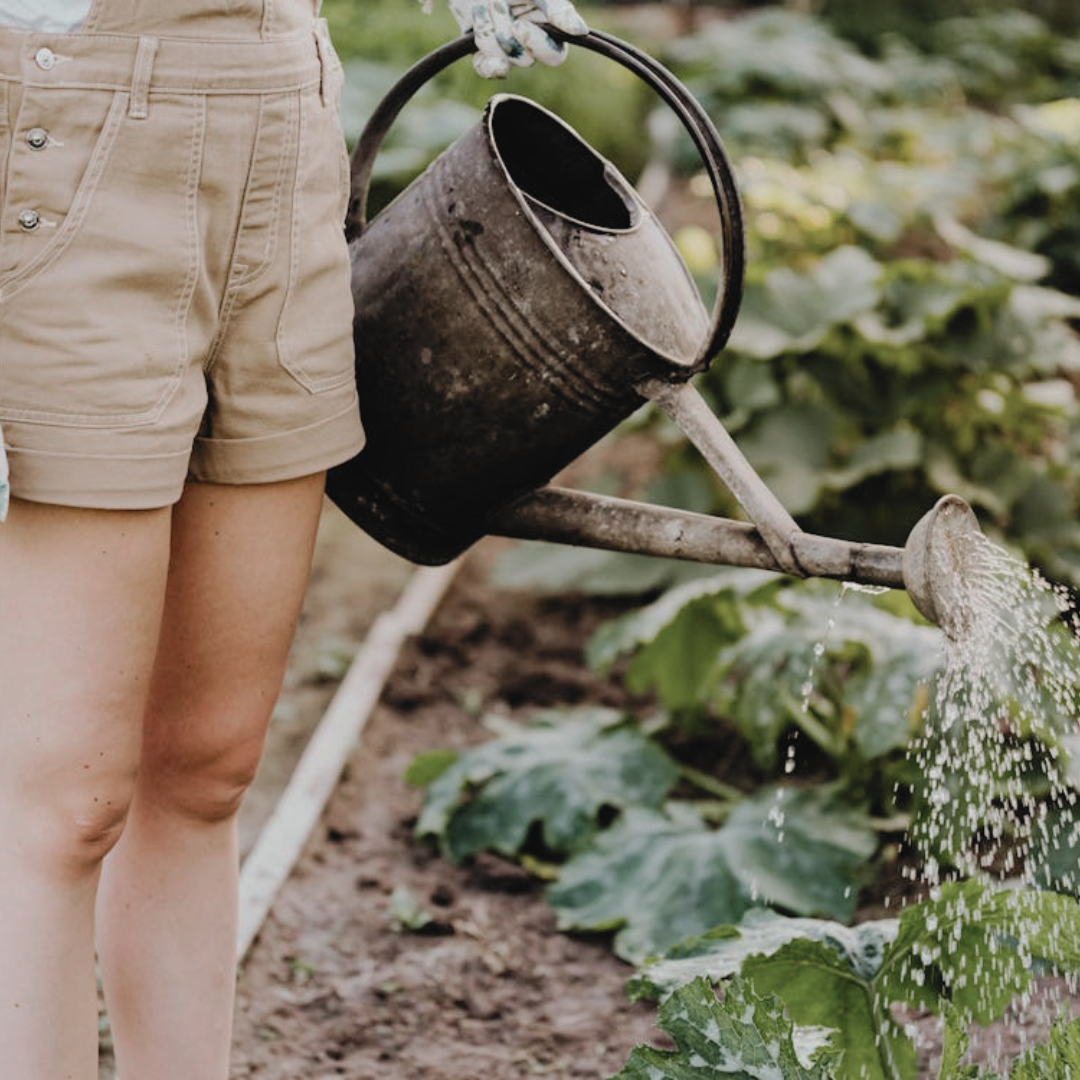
[0, 423, 8, 524]
[427, 0, 588, 79]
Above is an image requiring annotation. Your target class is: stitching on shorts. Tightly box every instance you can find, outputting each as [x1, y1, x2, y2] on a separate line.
[275, 84, 305, 387]
[204, 91, 295, 375]
[229, 94, 293, 292]
[170, 92, 206, 418]
[0, 90, 127, 300]
[275, 86, 353, 394]
[127, 36, 158, 120]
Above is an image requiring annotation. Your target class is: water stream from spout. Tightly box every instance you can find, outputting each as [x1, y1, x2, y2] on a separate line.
[908, 533, 1080, 892]
[903, 534, 1080, 1068]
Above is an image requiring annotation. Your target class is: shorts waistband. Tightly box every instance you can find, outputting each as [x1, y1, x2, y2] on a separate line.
[0, 20, 332, 94]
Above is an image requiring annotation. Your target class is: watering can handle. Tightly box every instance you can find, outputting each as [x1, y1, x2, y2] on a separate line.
[345, 29, 746, 371]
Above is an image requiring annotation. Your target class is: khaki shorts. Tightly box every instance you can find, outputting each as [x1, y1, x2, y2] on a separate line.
[0, 20, 364, 509]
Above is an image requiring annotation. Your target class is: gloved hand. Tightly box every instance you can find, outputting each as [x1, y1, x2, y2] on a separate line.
[426, 0, 588, 79]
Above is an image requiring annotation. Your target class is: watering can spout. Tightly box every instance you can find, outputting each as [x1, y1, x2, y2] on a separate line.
[489, 490, 981, 638]
[900, 494, 980, 637]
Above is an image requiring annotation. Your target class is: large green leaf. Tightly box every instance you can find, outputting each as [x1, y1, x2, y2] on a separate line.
[626, 911, 915, 1079]
[585, 571, 778, 713]
[722, 786, 879, 918]
[547, 804, 753, 964]
[626, 884, 1080, 1080]
[548, 786, 877, 963]
[413, 707, 679, 863]
[628, 907, 898, 1003]
[610, 976, 841, 1080]
[728, 247, 883, 358]
[714, 589, 939, 770]
[742, 939, 919, 1080]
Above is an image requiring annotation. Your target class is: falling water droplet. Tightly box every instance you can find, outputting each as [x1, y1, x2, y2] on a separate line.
[905, 533, 1080, 1071]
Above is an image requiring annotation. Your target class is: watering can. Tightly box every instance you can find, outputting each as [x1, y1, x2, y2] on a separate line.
[326, 30, 980, 637]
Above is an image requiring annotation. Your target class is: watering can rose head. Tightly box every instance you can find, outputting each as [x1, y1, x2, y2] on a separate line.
[425, 0, 589, 78]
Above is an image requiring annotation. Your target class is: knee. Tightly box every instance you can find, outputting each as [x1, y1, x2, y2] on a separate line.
[30, 773, 137, 876]
[143, 734, 265, 825]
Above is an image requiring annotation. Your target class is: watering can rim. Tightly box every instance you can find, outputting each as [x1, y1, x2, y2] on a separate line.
[483, 92, 707, 371]
[345, 28, 746, 377]
[487, 93, 646, 237]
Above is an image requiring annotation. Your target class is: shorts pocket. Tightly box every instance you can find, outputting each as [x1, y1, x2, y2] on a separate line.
[273, 80, 356, 395]
[0, 91, 204, 427]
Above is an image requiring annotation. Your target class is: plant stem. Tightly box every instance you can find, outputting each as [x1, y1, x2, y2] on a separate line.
[678, 764, 745, 802]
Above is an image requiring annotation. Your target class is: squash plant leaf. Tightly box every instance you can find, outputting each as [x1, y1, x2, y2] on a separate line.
[728, 246, 884, 358]
[548, 786, 876, 963]
[547, 804, 753, 964]
[720, 785, 878, 919]
[715, 590, 939, 770]
[610, 975, 841, 1080]
[628, 907, 898, 1003]
[413, 706, 679, 863]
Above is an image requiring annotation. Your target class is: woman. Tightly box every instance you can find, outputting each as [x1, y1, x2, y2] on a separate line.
[0, 1, 584, 1077]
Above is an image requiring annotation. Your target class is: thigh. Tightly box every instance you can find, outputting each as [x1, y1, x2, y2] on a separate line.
[139, 475, 326, 783]
[0, 500, 171, 834]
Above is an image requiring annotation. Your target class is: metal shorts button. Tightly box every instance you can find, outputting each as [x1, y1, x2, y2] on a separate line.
[34, 47, 56, 70]
[18, 209, 41, 231]
[26, 128, 48, 150]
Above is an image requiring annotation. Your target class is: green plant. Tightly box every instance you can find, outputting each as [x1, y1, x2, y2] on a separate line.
[621, 882, 1080, 1080]
[639, 9, 1080, 589]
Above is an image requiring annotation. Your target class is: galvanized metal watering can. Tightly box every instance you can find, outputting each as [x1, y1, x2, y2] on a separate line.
[326, 30, 980, 636]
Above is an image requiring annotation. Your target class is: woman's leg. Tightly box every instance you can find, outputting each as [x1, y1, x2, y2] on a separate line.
[0, 500, 172, 1080]
[96, 473, 326, 1080]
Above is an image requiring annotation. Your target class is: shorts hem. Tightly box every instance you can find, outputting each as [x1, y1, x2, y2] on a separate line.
[189, 396, 365, 486]
[4, 445, 190, 510]
[2, 398, 365, 509]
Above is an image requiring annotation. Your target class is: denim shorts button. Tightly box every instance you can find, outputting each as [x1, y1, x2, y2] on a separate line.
[18, 209, 41, 231]
[34, 47, 56, 71]
[26, 128, 48, 150]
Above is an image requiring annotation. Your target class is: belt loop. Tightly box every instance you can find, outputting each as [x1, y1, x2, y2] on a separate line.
[313, 18, 332, 107]
[128, 35, 158, 120]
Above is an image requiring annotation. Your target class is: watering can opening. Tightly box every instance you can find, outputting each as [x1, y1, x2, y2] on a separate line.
[489, 96, 639, 234]
[486, 94, 709, 370]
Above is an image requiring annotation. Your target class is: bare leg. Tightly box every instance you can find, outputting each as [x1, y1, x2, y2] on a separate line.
[96, 474, 325, 1080]
[0, 500, 171, 1080]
